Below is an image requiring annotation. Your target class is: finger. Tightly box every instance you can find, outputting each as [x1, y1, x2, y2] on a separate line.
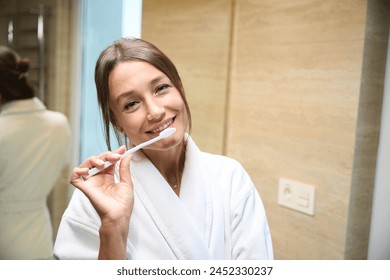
[113, 145, 126, 155]
[103, 152, 122, 163]
[80, 146, 126, 168]
[88, 157, 106, 169]
[80, 155, 107, 169]
[70, 167, 89, 188]
[78, 156, 97, 169]
[96, 146, 126, 163]
[101, 146, 127, 174]
[119, 154, 132, 185]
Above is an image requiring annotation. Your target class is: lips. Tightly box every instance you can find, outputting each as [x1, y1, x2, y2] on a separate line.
[147, 118, 174, 134]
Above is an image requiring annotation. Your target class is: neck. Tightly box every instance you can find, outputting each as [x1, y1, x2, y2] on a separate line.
[142, 139, 186, 190]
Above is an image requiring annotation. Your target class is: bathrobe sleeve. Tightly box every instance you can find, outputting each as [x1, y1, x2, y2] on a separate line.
[231, 186, 273, 259]
[53, 189, 101, 259]
[224, 159, 274, 260]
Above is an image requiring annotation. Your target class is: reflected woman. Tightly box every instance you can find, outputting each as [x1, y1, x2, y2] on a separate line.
[0, 46, 71, 259]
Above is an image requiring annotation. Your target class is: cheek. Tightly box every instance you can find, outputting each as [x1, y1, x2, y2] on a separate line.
[181, 106, 189, 127]
[170, 92, 187, 114]
[177, 100, 189, 127]
[116, 113, 140, 138]
[174, 102, 189, 129]
[123, 125, 141, 145]
[122, 117, 138, 129]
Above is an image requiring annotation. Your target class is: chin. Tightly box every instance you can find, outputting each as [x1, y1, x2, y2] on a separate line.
[166, 132, 185, 148]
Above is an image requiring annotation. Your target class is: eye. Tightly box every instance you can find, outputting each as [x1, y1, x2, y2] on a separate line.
[155, 83, 171, 94]
[123, 100, 139, 111]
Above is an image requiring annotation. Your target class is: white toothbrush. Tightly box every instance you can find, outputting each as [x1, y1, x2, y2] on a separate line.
[87, 127, 176, 178]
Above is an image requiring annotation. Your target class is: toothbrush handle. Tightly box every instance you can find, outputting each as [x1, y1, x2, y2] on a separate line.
[85, 131, 170, 178]
[85, 141, 154, 178]
[87, 161, 115, 178]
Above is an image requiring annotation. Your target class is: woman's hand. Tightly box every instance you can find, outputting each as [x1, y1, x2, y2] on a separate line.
[70, 145, 134, 223]
[70, 145, 133, 259]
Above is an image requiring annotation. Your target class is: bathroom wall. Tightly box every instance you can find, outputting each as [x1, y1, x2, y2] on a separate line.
[142, 0, 390, 259]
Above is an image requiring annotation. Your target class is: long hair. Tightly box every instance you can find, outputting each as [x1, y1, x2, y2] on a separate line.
[94, 38, 191, 150]
[0, 46, 34, 102]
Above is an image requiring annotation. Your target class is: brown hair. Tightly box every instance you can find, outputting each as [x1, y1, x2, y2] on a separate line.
[0, 46, 34, 102]
[95, 38, 192, 150]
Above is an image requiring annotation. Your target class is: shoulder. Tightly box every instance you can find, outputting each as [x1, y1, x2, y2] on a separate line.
[41, 110, 71, 137]
[43, 110, 69, 126]
[201, 152, 249, 179]
[186, 137, 256, 197]
[202, 152, 241, 169]
[201, 152, 256, 200]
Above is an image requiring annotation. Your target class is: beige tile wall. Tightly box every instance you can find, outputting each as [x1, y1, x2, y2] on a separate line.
[229, 0, 367, 260]
[143, 0, 390, 259]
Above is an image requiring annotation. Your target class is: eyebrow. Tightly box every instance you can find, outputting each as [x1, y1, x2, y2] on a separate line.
[115, 91, 135, 104]
[115, 74, 167, 104]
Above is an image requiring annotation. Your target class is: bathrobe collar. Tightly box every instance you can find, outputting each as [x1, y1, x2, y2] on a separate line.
[129, 135, 213, 259]
[0, 97, 46, 116]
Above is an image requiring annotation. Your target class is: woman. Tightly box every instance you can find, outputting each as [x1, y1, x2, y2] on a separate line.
[0, 46, 71, 259]
[54, 38, 273, 260]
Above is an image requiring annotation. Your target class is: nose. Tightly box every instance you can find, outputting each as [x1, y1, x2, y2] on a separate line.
[146, 98, 165, 122]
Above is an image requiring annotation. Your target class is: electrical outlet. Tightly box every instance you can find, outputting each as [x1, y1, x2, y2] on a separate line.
[278, 178, 315, 216]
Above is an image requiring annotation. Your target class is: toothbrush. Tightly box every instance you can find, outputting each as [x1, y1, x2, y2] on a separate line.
[87, 127, 176, 178]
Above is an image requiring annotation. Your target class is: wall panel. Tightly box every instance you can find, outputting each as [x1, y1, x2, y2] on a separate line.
[229, 0, 388, 259]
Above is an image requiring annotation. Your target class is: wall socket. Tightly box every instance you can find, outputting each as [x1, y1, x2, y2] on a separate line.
[278, 178, 315, 216]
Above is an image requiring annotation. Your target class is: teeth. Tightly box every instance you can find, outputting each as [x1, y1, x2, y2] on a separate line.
[151, 119, 173, 133]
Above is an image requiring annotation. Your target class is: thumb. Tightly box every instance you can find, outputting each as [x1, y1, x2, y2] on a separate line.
[119, 154, 132, 185]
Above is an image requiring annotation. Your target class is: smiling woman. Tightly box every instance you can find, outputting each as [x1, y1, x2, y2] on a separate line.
[107, 61, 188, 149]
[53, 38, 274, 260]
[95, 38, 191, 152]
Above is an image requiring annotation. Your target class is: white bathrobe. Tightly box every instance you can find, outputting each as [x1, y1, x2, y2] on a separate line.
[0, 97, 71, 259]
[53, 137, 273, 260]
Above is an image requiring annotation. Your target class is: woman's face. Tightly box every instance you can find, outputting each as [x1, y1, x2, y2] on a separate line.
[108, 61, 188, 151]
